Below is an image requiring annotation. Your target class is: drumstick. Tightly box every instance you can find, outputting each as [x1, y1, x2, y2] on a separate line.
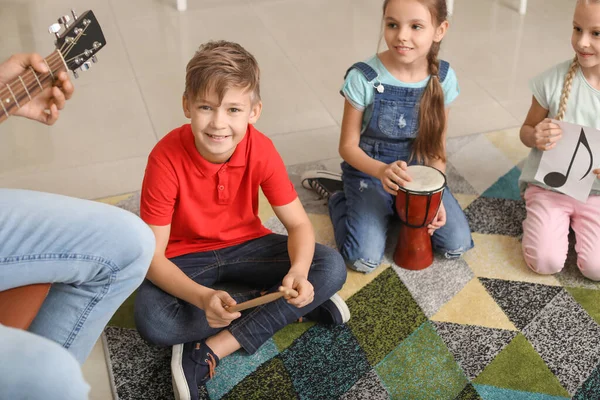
[226, 286, 299, 313]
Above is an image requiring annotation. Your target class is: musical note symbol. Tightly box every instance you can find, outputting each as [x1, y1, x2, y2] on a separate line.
[544, 128, 593, 188]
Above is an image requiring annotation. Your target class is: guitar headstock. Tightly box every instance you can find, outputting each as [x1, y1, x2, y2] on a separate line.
[49, 10, 106, 78]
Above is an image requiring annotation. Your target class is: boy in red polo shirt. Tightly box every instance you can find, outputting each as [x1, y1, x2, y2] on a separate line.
[134, 41, 349, 399]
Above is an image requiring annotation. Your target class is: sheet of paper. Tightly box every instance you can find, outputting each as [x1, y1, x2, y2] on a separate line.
[535, 120, 600, 202]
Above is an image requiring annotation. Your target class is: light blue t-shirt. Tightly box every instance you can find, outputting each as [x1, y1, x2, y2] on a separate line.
[340, 55, 460, 132]
[519, 59, 600, 195]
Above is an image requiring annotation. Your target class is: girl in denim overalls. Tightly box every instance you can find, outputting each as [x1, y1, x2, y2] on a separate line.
[303, 0, 473, 273]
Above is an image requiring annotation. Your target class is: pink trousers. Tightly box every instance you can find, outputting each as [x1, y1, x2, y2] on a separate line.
[522, 184, 600, 281]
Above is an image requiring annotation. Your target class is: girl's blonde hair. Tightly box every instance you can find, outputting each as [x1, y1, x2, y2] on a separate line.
[555, 56, 578, 121]
[556, 0, 600, 120]
[382, 0, 448, 163]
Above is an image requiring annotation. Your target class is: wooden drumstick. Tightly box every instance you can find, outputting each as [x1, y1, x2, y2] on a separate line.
[226, 286, 299, 313]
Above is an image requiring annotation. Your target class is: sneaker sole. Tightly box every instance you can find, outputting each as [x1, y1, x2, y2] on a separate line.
[300, 170, 342, 190]
[330, 293, 351, 323]
[171, 344, 191, 400]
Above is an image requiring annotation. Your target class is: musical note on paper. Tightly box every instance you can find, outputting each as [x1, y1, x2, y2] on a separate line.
[535, 120, 600, 202]
[543, 129, 593, 188]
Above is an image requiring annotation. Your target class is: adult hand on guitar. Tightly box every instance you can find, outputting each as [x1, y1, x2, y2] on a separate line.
[0, 53, 73, 125]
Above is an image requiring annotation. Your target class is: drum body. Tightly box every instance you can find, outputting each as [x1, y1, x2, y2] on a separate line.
[394, 165, 446, 270]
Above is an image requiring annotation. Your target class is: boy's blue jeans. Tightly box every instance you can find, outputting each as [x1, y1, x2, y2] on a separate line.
[0, 189, 155, 400]
[135, 233, 347, 354]
[329, 163, 474, 273]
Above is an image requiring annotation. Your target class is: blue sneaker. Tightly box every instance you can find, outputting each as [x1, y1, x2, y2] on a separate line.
[303, 293, 351, 324]
[171, 341, 219, 400]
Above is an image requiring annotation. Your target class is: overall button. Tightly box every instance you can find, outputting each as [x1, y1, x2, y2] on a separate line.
[218, 185, 225, 190]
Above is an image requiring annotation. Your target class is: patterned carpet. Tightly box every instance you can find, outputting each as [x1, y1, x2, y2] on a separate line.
[100, 128, 600, 399]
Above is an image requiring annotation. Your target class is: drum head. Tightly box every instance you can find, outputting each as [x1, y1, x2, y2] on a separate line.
[402, 165, 446, 193]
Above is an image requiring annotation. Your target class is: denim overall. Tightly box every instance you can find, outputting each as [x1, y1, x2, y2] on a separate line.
[328, 60, 474, 273]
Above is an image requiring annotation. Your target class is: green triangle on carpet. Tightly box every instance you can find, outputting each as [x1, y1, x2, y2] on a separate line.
[272, 320, 316, 351]
[222, 356, 295, 400]
[375, 322, 468, 399]
[481, 166, 522, 201]
[346, 268, 428, 365]
[473, 334, 569, 397]
[566, 287, 600, 326]
[454, 383, 482, 399]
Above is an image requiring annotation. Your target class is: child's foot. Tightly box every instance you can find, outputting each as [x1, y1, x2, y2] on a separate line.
[301, 170, 343, 200]
[171, 340, 219, 400]
[303, 293, 351, 324]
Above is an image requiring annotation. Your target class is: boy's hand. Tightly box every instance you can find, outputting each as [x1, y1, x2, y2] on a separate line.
[427, 202, 446, 235]
[282, 272, 314, 308]
[533, 118, 562, 151]
[378, 160, 412, 195]
[0, 53, 74, 125]
[200, 289, 241, 328]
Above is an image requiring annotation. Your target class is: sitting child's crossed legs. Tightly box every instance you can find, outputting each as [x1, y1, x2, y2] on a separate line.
[134, 234, 347, 353]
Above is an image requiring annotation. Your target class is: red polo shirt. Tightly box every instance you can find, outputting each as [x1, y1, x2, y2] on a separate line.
[140, 124, 297, 258]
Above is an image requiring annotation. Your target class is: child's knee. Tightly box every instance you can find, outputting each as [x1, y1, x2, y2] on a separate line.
[577, 257, 600, 281]
[435, 232, 474, 258]
[316, 245, 348, 289]
[522, 245, 566, 275]
[340, 234, 385, 273]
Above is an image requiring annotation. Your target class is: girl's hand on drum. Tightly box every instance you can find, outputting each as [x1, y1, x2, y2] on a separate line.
[427, 202, 446, 235]
[379, 161, 412, 195]
[533, 118, 562, 151]
[594, 168, 600, 179]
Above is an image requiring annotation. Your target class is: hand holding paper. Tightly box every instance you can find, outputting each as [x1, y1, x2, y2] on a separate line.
[535, 120, 600, 202]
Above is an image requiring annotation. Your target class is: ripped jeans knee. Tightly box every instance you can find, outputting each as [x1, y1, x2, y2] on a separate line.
[347, 258, 379, 274]
[435, 241, 474, 259]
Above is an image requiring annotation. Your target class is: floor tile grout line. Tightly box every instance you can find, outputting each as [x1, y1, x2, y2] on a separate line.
[246, 0, 341, 129]
[106, 1, 161, 144]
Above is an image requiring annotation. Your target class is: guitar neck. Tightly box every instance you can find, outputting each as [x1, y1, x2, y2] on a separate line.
[0, 50, 67, 124]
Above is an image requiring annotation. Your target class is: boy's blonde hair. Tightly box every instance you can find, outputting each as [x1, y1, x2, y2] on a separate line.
[381, 0, 448, 163]
[184, 40, 261, 104]
[557, 0, 600, 120]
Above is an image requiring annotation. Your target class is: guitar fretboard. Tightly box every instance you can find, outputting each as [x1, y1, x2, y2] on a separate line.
[0, 50, 67, 123]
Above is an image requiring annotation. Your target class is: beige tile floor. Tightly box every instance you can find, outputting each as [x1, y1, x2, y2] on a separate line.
[0, 0, 577, 397]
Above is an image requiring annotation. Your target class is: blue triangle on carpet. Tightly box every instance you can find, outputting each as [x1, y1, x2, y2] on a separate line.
[481, 166, 521, 201]
[570, 349, 600, 399]
[473, 384, 570, 399]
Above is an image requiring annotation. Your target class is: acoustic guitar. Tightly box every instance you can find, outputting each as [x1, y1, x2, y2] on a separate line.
[0, 9, 106, 123]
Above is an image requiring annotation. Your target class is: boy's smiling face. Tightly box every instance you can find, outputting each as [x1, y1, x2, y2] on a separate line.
[183, 86, 262, 164]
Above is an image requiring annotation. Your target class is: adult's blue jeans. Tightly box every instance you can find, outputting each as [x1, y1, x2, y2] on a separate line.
[0, 189, 155, 399]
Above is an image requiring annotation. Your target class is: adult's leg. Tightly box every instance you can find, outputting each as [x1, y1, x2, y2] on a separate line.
[0, 189, 154, 363]
[0, 324, 89, 399]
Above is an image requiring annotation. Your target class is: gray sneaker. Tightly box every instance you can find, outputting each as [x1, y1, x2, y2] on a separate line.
[300, 170, 343, 200]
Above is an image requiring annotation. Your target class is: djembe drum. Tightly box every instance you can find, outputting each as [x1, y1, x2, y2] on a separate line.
[394, 165, 446, 270]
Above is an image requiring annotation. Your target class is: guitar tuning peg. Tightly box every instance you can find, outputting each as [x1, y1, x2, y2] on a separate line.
[71, 9, 78, 20]
[80, 61, 91, 71]
[91, 55, 98, 63]
[73, 70, 79, 79]
[48, 23, 61, 37]
[58, 15, 71, 28]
